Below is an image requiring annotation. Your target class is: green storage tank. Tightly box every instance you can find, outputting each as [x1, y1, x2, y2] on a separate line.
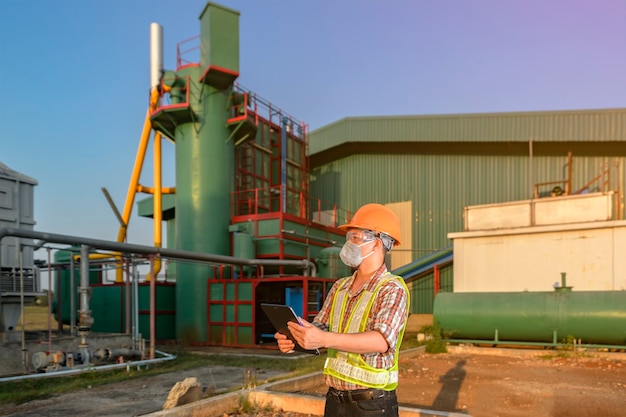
[433, 291, 626, 346]
[137, 283, 176, 340]
[89, 285, 124, 333]
[89, 283, 176, 340]
[54, 280, 176, 340]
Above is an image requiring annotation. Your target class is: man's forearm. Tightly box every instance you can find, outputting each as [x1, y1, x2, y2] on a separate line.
[324, 330, 388, 354]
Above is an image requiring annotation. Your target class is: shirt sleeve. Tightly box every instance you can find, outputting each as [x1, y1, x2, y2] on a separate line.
[369, 278, 409, 351]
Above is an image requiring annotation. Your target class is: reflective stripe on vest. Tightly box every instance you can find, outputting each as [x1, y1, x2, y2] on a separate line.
[324, 356, 398, 386]
[323, 272, 409, 390]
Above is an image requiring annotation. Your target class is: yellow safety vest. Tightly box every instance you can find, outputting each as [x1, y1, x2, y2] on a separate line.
[323, 272, 410, 390]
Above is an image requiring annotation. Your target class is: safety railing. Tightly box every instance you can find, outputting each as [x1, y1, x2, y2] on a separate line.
[176, 35, 200, 69]
[533, 153, 623, 220]
[231, 187, 352, 228]
[232, 83, 307, 141]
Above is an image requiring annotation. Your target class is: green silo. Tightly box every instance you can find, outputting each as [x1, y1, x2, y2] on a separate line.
[151, 3, 240, 342]
[177, 3, 239, 342]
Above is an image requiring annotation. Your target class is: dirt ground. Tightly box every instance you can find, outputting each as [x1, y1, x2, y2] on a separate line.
[298, 345, 626, 417]
[397, 346, 626, 417]
[1, 345, 626, 417]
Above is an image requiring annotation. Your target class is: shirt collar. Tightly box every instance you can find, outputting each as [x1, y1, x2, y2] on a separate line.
[348, 263, 389, 295]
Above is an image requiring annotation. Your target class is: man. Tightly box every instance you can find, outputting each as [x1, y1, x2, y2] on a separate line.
[275, 203, 410, 417]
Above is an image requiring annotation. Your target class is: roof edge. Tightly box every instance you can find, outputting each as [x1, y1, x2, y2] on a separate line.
[0, 162, 38, 185]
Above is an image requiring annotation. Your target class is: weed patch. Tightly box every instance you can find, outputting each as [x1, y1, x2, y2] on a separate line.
[420, 323, 448, 354]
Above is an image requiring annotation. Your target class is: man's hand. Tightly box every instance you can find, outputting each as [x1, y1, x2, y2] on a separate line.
[274, 331, 296, 354]
[289, 319, 389, 354]
[287, 318, 326, 350]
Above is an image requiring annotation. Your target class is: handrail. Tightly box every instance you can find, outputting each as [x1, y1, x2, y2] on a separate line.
[233, 83, 307, 137]
[231, 188, 352, 228]
[534, 179, 569, 198]
[573, 164, 613, 195]
[533, 152, 573, 198]
[176, 35, 200, 69]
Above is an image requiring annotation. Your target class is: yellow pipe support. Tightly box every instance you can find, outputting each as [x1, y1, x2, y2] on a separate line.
[115, 87, 160, 282]
[77, 252, 124, 280]
[154, 131, 162, 249]
[117, 87, 161, 243]
[115, 110, 151, 283]
[116, 110, 152, 244]
[146, 131, 163, 281]
[81, 252, 121, 261]
[136, 185, 176, 194]
[149, 85, 161, 110]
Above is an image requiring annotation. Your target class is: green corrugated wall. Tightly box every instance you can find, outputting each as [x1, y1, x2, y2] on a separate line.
[311, 154, 625, 255]
[407, 266, 454, 314]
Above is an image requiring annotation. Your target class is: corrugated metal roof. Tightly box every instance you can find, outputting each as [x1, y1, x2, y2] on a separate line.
[308, 108, 626, 156]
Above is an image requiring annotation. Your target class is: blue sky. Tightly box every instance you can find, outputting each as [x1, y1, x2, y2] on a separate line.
[1, 0, 625, 252]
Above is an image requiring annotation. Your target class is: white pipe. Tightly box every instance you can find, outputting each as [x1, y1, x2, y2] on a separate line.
[150, 23, 163, 90]
[0, 350, 176, 383]
[78, 245, 92, 346]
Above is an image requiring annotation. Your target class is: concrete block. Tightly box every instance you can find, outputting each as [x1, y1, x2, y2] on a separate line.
[147, 391, 241, 417]
[249, 390, 325, 416]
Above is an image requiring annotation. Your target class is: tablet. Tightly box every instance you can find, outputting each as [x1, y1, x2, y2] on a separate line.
[260, 303, 320, 355]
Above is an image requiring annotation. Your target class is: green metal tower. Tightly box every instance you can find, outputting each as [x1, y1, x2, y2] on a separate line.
[151, 3, 240, 342]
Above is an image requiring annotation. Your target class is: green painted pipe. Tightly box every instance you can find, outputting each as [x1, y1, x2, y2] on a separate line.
[392, 246, 452, 276]
[434, 291, 626, 346]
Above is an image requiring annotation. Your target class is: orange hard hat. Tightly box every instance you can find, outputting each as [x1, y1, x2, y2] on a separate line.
[339, 203, 401, 246]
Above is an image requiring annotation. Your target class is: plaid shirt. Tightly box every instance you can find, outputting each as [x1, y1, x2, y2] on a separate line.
[314, 264, 409, 390]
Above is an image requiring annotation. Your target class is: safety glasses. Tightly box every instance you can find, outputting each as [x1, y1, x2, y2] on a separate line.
[345, 230, 377, 245]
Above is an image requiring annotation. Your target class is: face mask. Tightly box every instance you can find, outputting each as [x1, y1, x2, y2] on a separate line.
[339, 240, 375, 268]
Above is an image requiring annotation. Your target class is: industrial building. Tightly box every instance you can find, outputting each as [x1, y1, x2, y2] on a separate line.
[0, 162, 40, 337]
[308, 109, 626, 313]
[309, 108, 626, 253]
[1, 1, 626, 378]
